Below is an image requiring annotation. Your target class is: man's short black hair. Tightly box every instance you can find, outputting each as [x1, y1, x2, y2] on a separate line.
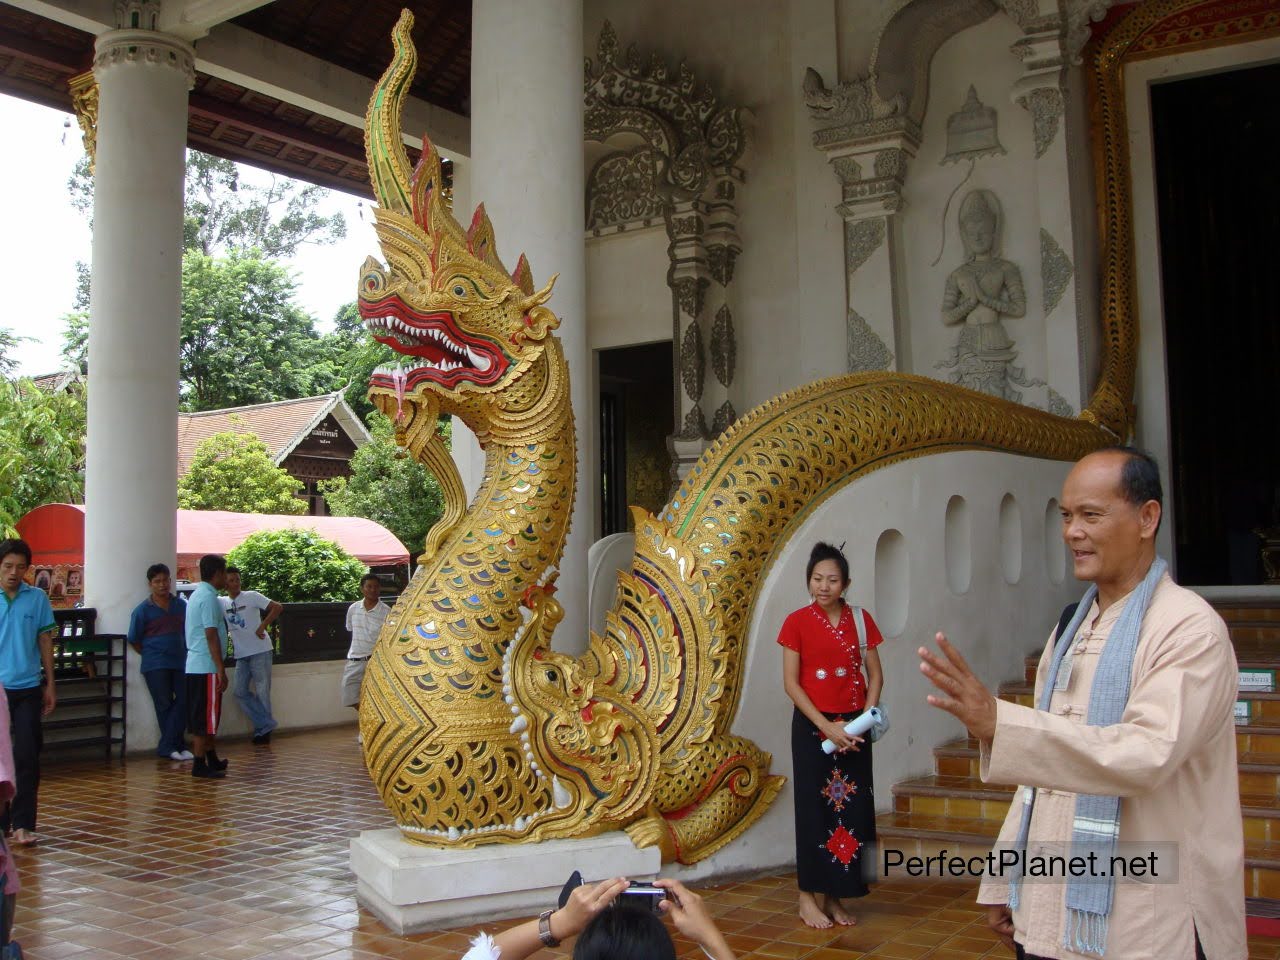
[199, 554, 227, 582]
[360, 573, 381, 588]
[146, 563, 170, 580]
[0, 539, 32, 566]
[1095, 446, 1163, 510]
[226, 566, 240, 576]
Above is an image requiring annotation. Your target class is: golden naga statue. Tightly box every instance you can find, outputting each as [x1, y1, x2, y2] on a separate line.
[357, 11, 1114, 863]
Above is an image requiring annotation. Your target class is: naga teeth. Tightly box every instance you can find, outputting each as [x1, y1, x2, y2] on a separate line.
[552, 776, 572, 809]
[509, 714, 527, 734]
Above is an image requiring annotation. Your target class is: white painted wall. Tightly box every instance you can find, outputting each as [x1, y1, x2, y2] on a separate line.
[670, 450, 1078, 881]
[126, 657, 354, 752]
[585, 227, 671, 352]
[899, 14, 1050, 405]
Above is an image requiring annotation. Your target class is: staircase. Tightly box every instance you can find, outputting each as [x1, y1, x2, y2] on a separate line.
[875, 602, 1280, 903]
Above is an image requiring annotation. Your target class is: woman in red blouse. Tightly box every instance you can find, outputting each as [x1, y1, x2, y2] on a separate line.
[778, 542, 884, 928]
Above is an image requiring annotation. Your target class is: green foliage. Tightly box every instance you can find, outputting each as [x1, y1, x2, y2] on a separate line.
[226, 528, 366, 603]
[319, 412, 445, 554]
[0, 327, 31, 380]
[0, 381, 86, 534]
[178, 431, 305, 515]
[69, 152, 345, 259]
[180, 251, 340, 410]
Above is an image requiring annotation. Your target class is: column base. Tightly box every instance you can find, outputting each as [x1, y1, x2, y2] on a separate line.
[350, 828, 662, 934]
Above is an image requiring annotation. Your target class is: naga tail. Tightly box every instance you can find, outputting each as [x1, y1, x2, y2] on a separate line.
[587, 371, 1106, 861]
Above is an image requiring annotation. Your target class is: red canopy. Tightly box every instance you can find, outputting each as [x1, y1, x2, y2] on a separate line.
[17, 504, 409, 569]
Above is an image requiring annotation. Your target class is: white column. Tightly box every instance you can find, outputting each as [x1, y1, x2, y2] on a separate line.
[85, 29, 192, 640]
[471, 0, 591, 651]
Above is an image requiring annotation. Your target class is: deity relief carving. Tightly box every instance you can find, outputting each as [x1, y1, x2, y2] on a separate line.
[936, 190, 1042, 401]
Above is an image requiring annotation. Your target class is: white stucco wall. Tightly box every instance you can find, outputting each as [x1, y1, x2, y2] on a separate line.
[126, 658, 354, 752]
[670, 449, 1077, 881]
[586, 227, 671, 352]
[899, 14, 1050, 405]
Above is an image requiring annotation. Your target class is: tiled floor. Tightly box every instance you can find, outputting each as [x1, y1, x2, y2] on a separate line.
[7, 727, 1279, 959]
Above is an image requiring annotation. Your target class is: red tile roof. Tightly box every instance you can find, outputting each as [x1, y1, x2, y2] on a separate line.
[176, 394, 367, 477]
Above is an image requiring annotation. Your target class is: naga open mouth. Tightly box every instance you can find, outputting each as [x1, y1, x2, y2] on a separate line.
[362, 296, 510, 390]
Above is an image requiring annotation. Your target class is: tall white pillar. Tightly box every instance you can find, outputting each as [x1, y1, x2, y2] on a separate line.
[471, 0, 591, 650]
[85, 28, 192, 641]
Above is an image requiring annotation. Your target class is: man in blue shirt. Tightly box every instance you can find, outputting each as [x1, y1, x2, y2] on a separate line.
[127, 563, 192, 762]
[185, 554, 229, 780]
[0, 539, 57, 846]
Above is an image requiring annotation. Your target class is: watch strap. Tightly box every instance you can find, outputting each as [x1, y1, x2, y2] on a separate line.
[538, 909, 560, 947]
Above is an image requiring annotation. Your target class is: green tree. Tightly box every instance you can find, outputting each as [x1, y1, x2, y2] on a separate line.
[180, 251, 342, 410]
[319, 412, 445, 554]
[0, 380, 86, 533]
[178, 431, 305, 515]
[322, 301, 396, 422]
[0, 327, 31, 379]
[226, 528, 366, 603]
[69, 152, 345, 259]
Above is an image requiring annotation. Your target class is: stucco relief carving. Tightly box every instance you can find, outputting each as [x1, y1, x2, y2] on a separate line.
[710, 401, 736, 436]
[677, 405, 709, 441]
[587, 22, 745, 457]
[846, 219, 887, 276]
[1019, 87, 1064, 159]
[1047, 388, 1075, 418]
[707, 245, 738, 287]
[802, 67, 905, 127]
[847, 310, 894, 372]
[587, 148, 664, 231]
[833, 156, 862, 185]
[1064, 0, 1123, 63]
[680, 321, 705, 403]
[711, 305, 735, 387]
[998, 0, 1042, 28]
[673, 276, 710, 320]
[937, 190, 1043, 401]
[1039, 227, 1074, 316]
[941, 86, 1005, 164]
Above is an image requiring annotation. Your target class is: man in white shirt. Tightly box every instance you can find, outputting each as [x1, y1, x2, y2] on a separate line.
[344, 573, 391, 741]
[221, 567, 283, 745]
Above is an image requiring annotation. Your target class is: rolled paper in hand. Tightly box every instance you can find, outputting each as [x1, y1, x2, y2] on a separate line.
[821, 706, 884, 754]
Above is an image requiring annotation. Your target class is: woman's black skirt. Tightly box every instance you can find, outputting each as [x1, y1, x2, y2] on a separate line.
[791, 706, 877, 897]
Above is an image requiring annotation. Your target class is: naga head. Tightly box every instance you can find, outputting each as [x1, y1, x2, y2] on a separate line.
[361, 10, 559, 428]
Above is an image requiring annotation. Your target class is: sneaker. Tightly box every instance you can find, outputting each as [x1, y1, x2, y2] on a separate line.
[251, 732, 271, 745]
[10, 828, 36, 846]
[178, 749, 195, 761]
[192, 761, 224, 780]
[168, 751, 189, 762]
[206, 751, 228, 772]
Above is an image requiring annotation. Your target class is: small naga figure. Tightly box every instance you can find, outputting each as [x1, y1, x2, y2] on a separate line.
[937, 189, 1035, 401]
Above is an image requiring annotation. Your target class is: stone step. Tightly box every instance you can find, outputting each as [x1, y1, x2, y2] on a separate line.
[1246, 840, 1280, 899]
[891, 775, 1013, 822]
[933, 737, 980, 778]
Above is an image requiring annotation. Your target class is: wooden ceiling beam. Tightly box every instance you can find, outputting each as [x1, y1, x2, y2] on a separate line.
[188, 92, 366, 167]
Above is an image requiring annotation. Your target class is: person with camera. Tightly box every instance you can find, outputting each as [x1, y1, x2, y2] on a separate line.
[460, 877, 736, 960]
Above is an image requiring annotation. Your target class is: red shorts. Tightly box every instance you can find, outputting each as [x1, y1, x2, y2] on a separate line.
[185, 674, 222, 736]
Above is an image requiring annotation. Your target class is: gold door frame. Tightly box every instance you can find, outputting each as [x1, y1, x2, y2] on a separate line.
[1085, 0, 1280, 438]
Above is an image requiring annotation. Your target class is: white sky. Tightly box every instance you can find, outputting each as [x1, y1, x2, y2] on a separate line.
[0, 92, 380, 377]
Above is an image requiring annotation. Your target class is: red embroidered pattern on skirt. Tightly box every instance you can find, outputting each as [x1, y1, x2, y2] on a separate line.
[824, 825, 861, 867]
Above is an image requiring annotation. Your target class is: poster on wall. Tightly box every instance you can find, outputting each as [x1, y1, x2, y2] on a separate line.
[26, 564, 83, 609]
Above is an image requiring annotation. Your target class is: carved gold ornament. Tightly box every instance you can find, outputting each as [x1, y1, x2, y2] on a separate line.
[357, 10, 1114, 863]
[68, 72, 99, 173]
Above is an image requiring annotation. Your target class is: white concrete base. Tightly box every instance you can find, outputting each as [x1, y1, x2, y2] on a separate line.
[351, 828, 662, 934]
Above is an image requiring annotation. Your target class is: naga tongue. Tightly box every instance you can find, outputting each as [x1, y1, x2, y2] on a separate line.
[391, 366, 408, 421]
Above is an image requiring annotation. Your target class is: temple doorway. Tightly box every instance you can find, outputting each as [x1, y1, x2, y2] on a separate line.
[599, 341, 674, 536]
[1152, 61, 1280, 585]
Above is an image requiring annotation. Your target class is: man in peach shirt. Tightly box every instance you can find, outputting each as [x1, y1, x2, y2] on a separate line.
[920, 449, 1245, 959]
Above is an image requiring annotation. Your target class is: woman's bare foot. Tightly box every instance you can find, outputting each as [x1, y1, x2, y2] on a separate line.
[825, 896, 857, 926]
[798, 891, 832, 928]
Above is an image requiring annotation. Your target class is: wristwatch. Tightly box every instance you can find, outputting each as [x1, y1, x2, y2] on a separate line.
[538, 909, 560, 947]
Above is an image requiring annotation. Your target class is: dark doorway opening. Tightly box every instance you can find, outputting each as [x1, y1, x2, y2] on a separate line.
[599, 341, 674, 536]
[1152, 61, 1280, 586]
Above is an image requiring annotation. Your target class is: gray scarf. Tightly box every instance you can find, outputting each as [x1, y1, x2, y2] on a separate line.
[1007, 556, 1167, 956]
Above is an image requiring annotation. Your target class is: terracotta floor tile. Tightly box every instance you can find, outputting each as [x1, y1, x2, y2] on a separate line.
[4, 727, 1278, 960]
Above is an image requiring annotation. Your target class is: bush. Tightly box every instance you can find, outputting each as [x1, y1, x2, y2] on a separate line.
[226, 528, 366, 603]
[178, 431, 305, 515]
